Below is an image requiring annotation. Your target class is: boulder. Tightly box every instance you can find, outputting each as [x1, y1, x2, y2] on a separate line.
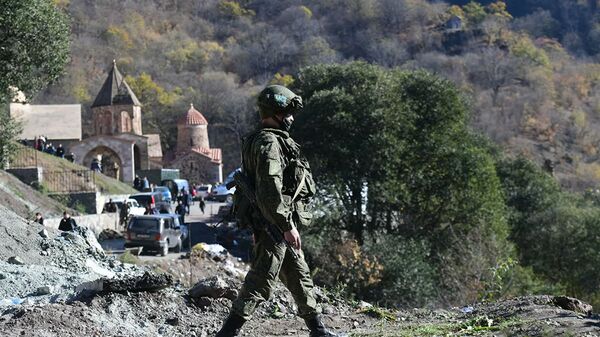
[553, 296, 593, 315]
[165, 317, 179, 326]
[188, 276, 229, 299]
[102, 271, 173, 293]
[78, 227, 104, 256]
[192, 296, 213, 308]
[98, 229, 123, 241]
[35, 285, 53, 296]
[8, 256, 25, 265]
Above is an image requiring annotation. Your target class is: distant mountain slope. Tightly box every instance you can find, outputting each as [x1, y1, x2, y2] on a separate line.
[35, 0, 600, 190]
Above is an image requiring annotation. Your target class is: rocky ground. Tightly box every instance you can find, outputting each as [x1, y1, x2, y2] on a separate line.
[0, 204, 599, 337]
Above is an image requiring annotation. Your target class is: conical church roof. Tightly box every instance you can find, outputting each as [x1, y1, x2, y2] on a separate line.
[91, 60, 141, 108]
[178, 103, 208, 125]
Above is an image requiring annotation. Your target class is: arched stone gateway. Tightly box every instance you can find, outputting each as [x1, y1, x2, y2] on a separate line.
[70, 136, 136, 183]
[83, 146, 123, 180]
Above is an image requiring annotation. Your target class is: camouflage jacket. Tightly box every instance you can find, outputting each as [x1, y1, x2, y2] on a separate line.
[241, 128, 315, 232]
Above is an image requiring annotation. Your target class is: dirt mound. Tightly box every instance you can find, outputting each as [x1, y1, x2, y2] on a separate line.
[0, 205, 55, 266]
[0, 205, 159, 306]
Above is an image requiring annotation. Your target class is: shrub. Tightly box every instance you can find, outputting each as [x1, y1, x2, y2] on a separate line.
[368, 236, 438, 308]
[311, 238, 383, 300]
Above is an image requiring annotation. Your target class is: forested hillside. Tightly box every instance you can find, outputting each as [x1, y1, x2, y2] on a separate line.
[37, 0, 600, 189]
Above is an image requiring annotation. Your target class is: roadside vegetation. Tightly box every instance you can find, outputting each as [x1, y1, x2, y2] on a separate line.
[297, 62, 600, 310]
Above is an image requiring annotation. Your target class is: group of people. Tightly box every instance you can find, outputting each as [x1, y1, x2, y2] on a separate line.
[33, 211, 78, 232]
[90, 158, 102, 173]
[31, 136, 75, 162]
[103, 198, 132, 226]
[133, 175, 150, 192]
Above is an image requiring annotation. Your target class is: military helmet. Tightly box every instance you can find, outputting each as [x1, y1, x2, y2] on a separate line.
[257, 85, 303, 119]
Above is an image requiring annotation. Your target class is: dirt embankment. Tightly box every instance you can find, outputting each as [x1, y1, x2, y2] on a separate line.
[0, 205, 598, 337]
[0, 170, 71, 220]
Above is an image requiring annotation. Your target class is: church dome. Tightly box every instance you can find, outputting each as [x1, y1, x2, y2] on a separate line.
[178, 103, 208, 126]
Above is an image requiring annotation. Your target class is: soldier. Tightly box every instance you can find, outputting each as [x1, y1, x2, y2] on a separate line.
[215, 85, 337, 337]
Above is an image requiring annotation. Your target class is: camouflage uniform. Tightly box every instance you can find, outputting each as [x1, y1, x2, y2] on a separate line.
[216, 84, 336, 337]
[231, 127, 317, 320]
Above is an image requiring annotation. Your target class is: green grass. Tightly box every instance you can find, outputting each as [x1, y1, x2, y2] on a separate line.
[349, 317, 532, 337]
[119, 250, 141, 265]
[359, 306, 397, 322]
[13, 186, 24, 199]
[72, 201, 88, 214]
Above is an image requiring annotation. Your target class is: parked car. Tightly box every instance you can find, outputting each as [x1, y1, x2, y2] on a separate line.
[129, 192, 171, 213]
[195, 184, 212, 200]
[111, 198, 145, 216]
[153, 186, 172, 203]
[161, 179, 190, 198]
[161, 213, 189, 247]
[210, 183, 235, 203]
[125, 215, 183, 256]
[208, 169, 239, 203]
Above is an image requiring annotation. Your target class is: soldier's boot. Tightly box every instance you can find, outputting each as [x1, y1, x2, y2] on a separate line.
[304, 314, 338, 337]
[215, 314, 245, 337]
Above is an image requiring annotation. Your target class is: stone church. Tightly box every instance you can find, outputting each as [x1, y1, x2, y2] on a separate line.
[70, 61, 163, 183]
[170, 104, 223, 184]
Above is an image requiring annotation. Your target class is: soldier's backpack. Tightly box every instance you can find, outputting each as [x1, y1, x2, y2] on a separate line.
[231, 129, 317, 230]
[230, 131, 258, 230]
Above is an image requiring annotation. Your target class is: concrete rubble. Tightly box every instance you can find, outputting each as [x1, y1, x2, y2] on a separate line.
[188, 275, 237, 300]
[0, 205, 164, 306]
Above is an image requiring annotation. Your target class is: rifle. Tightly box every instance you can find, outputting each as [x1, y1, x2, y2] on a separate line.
[228, 171, 300, 260]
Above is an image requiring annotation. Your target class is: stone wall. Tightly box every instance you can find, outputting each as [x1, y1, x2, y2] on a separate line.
[45, 213, 120, 235]
[171, 152, 222, 185]
[49, 192, 134, 215]
[177, 124, 209, 153]
[49, 192, 100, 214]
[6, 167, 43, 186]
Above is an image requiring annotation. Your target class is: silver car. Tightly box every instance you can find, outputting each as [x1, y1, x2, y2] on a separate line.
[125, 215, 183, 256]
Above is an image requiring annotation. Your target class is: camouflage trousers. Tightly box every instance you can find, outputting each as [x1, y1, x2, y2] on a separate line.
[231, 229, 318, 320]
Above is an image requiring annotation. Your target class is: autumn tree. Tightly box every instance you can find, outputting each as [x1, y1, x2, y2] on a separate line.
[0, 0, 70, 165]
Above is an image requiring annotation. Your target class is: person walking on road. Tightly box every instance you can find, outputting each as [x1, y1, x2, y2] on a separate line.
[144, 205, 158, 215]
[104, 198, 117, 213]
[120, 202, 130, 227]
[215, 85, 337, 337]
[199, 197, 206, 214]
[58, 211, 77, 231]
[175, 200, 186, 225]
[190, 184, 197, 206]
[181, 188, 191, 215]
